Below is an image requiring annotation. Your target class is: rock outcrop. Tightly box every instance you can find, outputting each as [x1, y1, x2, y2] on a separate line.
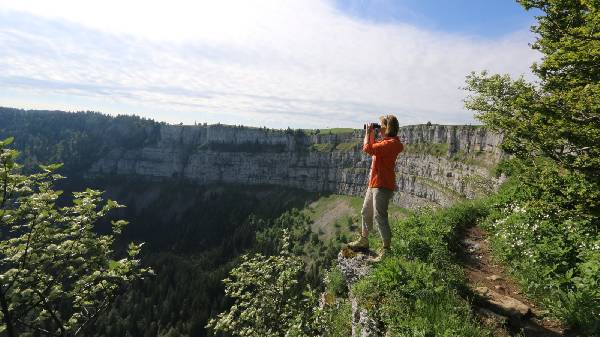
[338, 248, 382, 337]
[88, 123, 504, 208]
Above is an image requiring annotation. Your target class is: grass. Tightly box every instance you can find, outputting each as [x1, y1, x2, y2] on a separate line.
[303, 128, 357, 135]
[403, 143, 449, 156]
[351, 201, 492, 336]
[335, 142, 360, 151]
[308, 141, 361, 152]
[309, 143, 335, 152]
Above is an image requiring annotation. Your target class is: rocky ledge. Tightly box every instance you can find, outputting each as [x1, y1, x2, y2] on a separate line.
[337, 247, 383, 337]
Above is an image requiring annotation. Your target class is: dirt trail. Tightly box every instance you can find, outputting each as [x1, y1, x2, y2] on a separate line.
[460, 226, 578, 337]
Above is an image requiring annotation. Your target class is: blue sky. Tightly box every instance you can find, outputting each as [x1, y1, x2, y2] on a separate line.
[0, 0, 539, 128]
[335, 0, 537, 38]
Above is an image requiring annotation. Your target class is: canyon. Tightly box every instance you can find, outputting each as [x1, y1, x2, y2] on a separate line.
[88, 123, 504, 209]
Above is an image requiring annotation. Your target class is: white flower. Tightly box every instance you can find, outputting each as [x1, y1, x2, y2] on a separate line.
[513, 205, 526, 213]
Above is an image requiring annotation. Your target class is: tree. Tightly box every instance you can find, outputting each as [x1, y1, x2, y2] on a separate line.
[464, 0, 600, 217]
[206, 231, 317, 337]
[0, 137, 151, 336]
[464, 0, 600, 187]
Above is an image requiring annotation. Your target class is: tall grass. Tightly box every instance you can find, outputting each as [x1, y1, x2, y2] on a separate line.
[351, 201, 491, 336]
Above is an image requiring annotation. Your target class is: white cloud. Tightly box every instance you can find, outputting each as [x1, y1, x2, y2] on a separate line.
[0, 0, 540, 128]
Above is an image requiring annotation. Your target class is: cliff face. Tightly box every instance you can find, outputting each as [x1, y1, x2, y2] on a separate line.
[89, 124, 504, 208]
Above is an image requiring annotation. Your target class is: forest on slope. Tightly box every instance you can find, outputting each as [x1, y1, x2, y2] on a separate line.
[0, 107, 163, 174]
[0, 109, 356, 336]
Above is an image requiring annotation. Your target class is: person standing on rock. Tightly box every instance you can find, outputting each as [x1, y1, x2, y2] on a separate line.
[348, 115, 403, 262]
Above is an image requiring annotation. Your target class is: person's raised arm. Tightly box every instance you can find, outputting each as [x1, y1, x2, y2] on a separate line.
[363, 124, 377, 155]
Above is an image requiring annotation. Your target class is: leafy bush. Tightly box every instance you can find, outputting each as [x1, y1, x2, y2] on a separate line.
[315, 300, 352, 337]
[0, 138, 150, 336]
[324, 266, 347, 298]
[206, 231, 318, 337]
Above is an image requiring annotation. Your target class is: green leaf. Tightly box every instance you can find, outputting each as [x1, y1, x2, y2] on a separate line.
[0, 137, 14, 146]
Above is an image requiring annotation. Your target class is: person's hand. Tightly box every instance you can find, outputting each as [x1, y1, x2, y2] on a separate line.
[364, 122, 375, 145]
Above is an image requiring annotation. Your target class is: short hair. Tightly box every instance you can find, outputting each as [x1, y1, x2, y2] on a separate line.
[380, 115, 399, 137]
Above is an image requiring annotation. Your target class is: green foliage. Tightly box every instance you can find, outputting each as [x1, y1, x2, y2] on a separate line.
[206, 201, 355, 337]
[206, 231, 318, 337]
[464, 2, 600, 334]
[481, 177, 600, 334]
[0, 139, 150, 336]
[323, 266, 347, 298]
[464, 1, 600, 183]
[70, 179, 318, 337]
[204, 193, 492, 336]
[254, 208, 343, 290]
[315, 300, 352, 337]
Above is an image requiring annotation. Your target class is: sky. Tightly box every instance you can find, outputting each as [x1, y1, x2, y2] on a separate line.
[0, 0, 540, 129]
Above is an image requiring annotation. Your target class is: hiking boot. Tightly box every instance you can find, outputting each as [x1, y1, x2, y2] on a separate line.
[347, 235, 369, 250]
[371, 246, 391, 262]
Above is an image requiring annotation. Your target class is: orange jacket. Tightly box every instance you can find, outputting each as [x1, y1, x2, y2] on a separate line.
[363, 136, 403, 191]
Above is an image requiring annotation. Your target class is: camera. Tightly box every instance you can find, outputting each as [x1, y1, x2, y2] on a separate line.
[363, 123, 381, 130]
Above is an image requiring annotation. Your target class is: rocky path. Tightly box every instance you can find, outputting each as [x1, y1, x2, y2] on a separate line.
[460, 226, 576, 337]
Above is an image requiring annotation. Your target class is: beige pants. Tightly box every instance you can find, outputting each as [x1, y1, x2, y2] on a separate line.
[361, 187, 394, 244]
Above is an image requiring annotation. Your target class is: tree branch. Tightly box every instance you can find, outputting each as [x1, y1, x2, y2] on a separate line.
[0, 159, 9, 210]
[3, 212, 40, 295]
[34, 288, 67, 336]
[15, 318, 59, 336]
[11, 279, 57, 322]
[73, 299, 110, 336]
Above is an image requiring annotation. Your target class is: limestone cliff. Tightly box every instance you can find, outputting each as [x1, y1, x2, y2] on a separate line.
[88, 123, 504, 209]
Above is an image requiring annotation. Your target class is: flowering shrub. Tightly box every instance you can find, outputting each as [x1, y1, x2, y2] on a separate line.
[482, 176, 600, 334]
